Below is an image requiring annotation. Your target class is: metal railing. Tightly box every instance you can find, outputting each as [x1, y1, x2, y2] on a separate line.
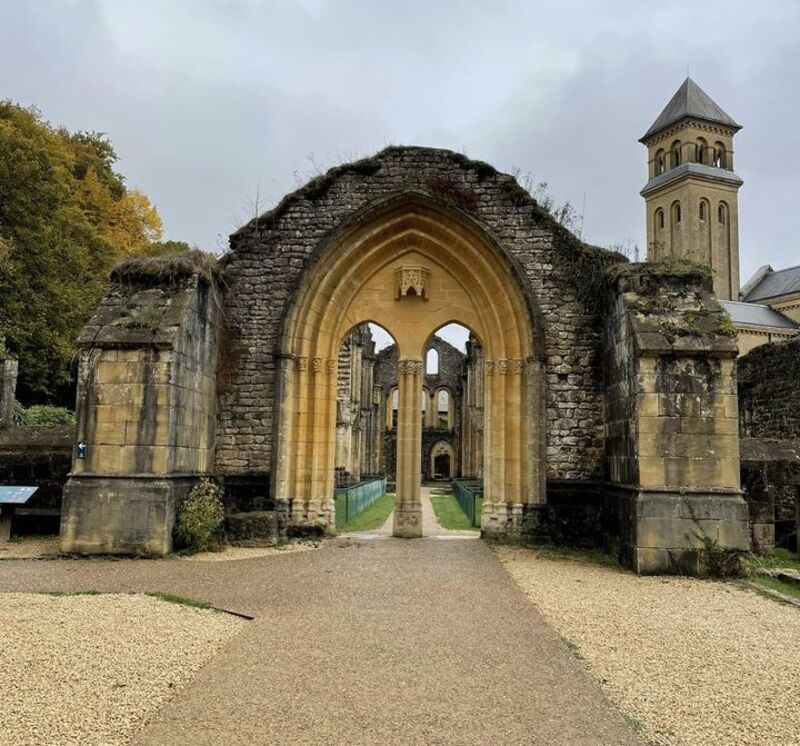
[334, 476, 387, 528]
[452, 478, 483, 528]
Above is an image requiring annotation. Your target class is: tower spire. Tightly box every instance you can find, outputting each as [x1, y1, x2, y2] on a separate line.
[640, 79, 743, 299]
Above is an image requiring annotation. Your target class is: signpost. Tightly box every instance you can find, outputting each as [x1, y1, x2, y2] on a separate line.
[0, 486, 39, 541]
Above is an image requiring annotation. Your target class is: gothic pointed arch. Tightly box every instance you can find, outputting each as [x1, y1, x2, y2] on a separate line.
[275, 192, 544, 537]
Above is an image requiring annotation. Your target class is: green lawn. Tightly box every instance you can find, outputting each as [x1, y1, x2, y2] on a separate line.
[337, 493, 395, 532]
[745, 547, 800, 572]
[430, 492, 481, 531]
[749, 575, 800, 602]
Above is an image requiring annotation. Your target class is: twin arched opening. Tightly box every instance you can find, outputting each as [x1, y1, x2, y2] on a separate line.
[273, 194, 545, 538]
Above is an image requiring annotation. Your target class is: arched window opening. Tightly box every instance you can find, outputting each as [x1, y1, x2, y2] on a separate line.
[390, 388, 399, 429]
[718, 203, 727, 225]
[655, 149, 666, 175]
[671, 141, 682, 168]
[437, 389, 450, 428]
[699, 201, 706, 222]
[696, 138, 707, 164]
[713, 143, 726, 169]
[672, 201, 682, 225]
[656, 208, 664, 230]
[426, 348, 439, 375]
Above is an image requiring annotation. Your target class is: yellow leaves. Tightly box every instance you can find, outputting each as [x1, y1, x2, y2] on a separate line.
[77, 168, 163, 257]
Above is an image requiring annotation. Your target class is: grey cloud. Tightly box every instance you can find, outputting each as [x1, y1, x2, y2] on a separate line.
[1, 0, 797, 281]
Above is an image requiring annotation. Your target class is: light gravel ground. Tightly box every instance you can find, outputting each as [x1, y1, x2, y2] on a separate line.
[0, 537, 318, 562]
[179, 541, 319, 562]
[497, 546, 800, 746]
[0, 537, 59, 558]
[0, 593, 244, 746]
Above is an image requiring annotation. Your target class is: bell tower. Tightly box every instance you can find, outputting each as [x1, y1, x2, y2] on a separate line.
[640, 78, 743, 299]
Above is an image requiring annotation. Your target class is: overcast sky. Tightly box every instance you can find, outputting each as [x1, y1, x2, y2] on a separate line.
[2, 0, 798, 292]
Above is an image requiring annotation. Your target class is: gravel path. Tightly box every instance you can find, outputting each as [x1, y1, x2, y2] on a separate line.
[0, 535, 638, 744]
[131, 537, 639, 745]
[180, 542, 319, 562]
[0, 593, 244, 746]
[497, 546, 800, 746]
[0, 537, 319, 562]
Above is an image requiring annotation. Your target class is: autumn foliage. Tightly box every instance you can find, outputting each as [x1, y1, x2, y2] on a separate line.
[0, 102, 183, 403]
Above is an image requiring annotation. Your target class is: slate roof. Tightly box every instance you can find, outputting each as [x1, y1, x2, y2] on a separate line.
[741, 265, 800, 302]
[720, 300, 799, 330]
[640, 162, 743, 197]
[641, 77, 741, 142]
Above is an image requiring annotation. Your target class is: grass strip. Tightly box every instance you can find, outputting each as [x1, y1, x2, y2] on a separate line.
[430, 492, 480, 531]
[145, 591, 212, 609]
[338, 493, 395, 533]
[747, 575, 800, 602]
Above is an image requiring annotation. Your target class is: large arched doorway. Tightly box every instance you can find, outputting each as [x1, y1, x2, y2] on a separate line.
[275, 194, 544, 539]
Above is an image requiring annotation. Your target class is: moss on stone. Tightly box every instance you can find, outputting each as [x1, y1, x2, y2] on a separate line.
[715, 311, 737, 337]
[111, 250, 221, 286]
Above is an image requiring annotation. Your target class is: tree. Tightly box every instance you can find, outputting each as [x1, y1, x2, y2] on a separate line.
[0, 102, 179, 404]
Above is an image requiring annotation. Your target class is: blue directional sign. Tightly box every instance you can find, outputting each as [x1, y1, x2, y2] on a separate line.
[0, 486, 39, 504]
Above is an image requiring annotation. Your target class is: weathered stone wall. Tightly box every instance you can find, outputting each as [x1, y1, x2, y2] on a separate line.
[740, 438, 799, 552]
[61, 259, 221, 555]
[603, 262, 748, 574]
[0, 426, 72, 534]
[738, 338, 800, 551]
[217, 147, 619, 488]
[739, 338, 800, 440]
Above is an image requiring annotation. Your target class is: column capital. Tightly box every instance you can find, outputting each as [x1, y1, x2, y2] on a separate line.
[398, 359, 423, 376]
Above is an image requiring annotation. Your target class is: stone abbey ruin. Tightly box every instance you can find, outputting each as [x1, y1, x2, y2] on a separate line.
[3, 79, 797, 575]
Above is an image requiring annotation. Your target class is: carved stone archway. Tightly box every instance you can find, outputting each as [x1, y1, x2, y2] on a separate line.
[430, 440, 455, 479]
[276, 195, 544, 539]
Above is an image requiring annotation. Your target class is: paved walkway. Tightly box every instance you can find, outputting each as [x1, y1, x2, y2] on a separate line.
[0, 501, 640, 744]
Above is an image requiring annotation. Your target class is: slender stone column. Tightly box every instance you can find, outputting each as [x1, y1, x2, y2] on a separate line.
[393, 358, 423, 537]
[272, 353, 296, 515]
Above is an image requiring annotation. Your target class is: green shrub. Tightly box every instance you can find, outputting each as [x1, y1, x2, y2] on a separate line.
[13, 402, 75, 427]
[175, 478, 225, 552]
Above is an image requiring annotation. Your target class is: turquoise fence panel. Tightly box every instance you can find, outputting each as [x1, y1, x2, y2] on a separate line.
[451, 478, 483, 528]
[334, 476, 387, 528]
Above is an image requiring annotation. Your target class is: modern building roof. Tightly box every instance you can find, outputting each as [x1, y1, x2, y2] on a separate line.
[640, 77, 742, 142]
[741, 264, 800, 302]
[720, 300, 799, 330]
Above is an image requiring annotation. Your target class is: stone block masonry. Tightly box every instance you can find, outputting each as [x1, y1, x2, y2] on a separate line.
[60, 257, 222, 555]
[603, 262, 749, 573]
[738, 337, 800, 552]
[63, 147, 757, 572]
[218, 147, 613, 488]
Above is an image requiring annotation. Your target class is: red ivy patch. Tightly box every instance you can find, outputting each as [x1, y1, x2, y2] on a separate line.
[428, 178, 479, 213]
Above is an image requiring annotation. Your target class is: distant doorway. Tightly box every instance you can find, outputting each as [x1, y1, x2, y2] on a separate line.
[431, 441, 455, 480]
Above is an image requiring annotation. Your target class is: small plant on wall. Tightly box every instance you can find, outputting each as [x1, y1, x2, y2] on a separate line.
[175, 478, 225, 552]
